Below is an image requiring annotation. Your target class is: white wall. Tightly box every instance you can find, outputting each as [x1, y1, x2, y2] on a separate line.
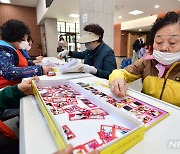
[36, 0, 48, 25]
[121, 15, 157, 31]
[44, 18, 58, 57]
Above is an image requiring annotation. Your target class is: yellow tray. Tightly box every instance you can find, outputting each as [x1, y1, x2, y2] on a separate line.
[33, 80, 145, 153]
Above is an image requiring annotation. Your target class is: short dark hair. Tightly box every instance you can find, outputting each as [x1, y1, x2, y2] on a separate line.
[141, 43, 146, 48]
[27, 35, 33, 43]
[0, 19, 30, 42]
[84, 24, 104, 42]
[148, 11, 180, 46]
[59, 35, 64, 41]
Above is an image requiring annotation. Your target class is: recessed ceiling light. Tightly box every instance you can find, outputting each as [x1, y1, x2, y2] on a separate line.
[129, 10, 143, 15]
[139, 29, 142, 32]
[69, 14, 79, 18]
[118, 16, 122, 19]
[154, 5, 159, 8]
[0, 0, 10, 3]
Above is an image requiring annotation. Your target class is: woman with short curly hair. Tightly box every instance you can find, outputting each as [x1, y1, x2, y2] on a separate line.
[0, 19, 52, 88]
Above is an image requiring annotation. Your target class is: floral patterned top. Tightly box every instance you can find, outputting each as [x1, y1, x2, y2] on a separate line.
[0, 40, 42, 85]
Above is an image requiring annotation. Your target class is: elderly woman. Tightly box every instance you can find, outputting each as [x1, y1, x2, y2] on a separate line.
[109, 11, 180, 107]
[0, 77, 39, 154]
[0, 19, 52, 88]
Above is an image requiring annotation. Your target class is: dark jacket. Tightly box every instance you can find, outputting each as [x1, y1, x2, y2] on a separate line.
[69, 42, 117, 79]
[133, 39, 143, 52]
[0, 85, 25, 110]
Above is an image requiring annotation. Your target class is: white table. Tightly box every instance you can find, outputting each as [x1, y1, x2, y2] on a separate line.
[20, 76, 180, 154]
[37, 57, 93, 81]
[41, 57, 65, 65]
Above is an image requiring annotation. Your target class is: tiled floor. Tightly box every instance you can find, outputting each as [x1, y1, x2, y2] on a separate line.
[128, 78, 142, 92]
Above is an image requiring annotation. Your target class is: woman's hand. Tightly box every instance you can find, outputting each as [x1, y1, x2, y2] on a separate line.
[54, 144, 99, 154]
[110, 78, 128, 98]
[36, 56, 43, 61]
[42, 66, 53, 75]
[18, 76, 39, 95]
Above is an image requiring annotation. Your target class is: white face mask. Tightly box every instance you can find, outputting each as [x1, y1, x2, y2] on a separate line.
[153, 50, 180, 65]
[19, 41, 29, 50]
[25, 45, 31, 51]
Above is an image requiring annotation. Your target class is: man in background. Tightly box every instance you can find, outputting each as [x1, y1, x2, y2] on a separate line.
[132, 34, 144, 62]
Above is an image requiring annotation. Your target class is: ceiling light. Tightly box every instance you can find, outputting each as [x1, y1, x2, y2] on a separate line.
[69, 14, 79, 18]
[139, 29, 142, 32]
[0, 0, 10, 4]
[118, 16, 122, 19]
[129, 10, 143, 15]
[154, 5, 159, 8]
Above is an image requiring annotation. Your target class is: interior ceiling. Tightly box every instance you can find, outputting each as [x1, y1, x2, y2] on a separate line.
[9, 0, 38, 7]
[6, 0, 180, 32]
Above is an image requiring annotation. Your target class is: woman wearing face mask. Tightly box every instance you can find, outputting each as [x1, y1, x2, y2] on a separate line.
[0, 19, 53, 88]
[58, 24, 117, 79]
[19, 35, 43, 65]
[109, 11, 180, 107]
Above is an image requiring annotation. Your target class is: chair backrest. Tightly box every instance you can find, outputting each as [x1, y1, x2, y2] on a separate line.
[0, 120, 18, 140]
[0, 109, 19, 121]
[121, 59, 132, 69]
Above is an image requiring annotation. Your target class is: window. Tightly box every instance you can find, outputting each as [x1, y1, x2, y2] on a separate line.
[57, 21, 80, 51]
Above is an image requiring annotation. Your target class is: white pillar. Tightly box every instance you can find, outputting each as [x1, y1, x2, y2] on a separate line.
[79, 0, 114, 48]
[44, 18, 58, 57]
